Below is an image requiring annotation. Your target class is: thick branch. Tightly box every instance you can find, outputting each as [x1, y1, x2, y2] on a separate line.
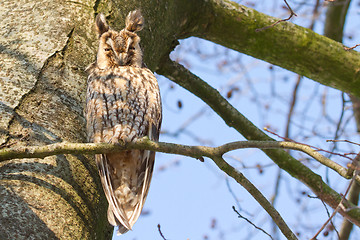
[191, 0, 360, 97]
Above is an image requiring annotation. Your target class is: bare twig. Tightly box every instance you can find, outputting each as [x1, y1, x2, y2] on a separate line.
[226, 178, 253, 216]
[264, 127, 295, 142]
[232, 206, 274, 240]
[285, 76, 302, 142]
[309, 0, 321, 30]
[327, 93, 346, 158]
[256, 0, 297, 32]
[344, 44, 360, 51]
[226, 178, 242, 213]
[264, 127, 354, 161]
[316, 197, 340, 239]
[327, 139, 360, 147]
[157, 224, 167, 240]
[311, 173, 355, 239]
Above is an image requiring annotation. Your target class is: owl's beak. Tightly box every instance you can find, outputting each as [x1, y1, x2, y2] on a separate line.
[115, 53, 127, 66]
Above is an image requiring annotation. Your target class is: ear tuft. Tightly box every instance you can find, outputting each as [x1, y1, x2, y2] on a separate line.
[95, 13, 109, 37]
[125, 10, 144, 32]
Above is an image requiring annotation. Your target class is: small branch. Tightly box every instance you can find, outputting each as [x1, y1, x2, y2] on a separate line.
[256, 0, 297, 32]
[265, 127, 354, 161]
[232, 206, 274, 240]
[344, 44, 360, 51]
[327, 139, 360, 146]
[157, 224, 167, 240]
[285, 76, 302, 141]
[311, 173, 354, 239]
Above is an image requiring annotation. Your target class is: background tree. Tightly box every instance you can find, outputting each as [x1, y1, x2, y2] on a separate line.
[1, 0, 360, 239]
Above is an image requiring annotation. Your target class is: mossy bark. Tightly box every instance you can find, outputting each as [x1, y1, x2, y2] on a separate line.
[194, 0, 360, 97]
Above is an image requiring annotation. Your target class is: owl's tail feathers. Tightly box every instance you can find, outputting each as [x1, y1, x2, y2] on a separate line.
[107, 208, 129, 235]
[105, 150, 154, 235]
[95, 154, 132, 233]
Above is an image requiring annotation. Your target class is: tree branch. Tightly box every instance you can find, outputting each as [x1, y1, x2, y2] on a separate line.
[232, 206, 274, 240]
[255, 0, 297, 32]
[157, 57, 360, 228]
[1, 138, 359, 182]
[212, 155, 298, 240]
[0, 139, 345, 166]
[193, 0, 360, 97]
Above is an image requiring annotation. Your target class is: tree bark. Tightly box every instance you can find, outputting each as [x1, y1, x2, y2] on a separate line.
[0, 0, 112, 239]
[193, 1, 360, 97]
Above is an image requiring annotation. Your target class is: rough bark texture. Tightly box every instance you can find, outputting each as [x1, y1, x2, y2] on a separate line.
[0, 0, 112, 239]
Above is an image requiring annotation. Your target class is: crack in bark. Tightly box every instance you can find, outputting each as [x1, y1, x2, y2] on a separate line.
[1, 28, 76, 147]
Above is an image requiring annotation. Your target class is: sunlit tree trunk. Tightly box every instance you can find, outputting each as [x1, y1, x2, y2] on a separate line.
[0, 0, 109, 238]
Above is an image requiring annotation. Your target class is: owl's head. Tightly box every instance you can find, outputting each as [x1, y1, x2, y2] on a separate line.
[95, 11, 144, 69]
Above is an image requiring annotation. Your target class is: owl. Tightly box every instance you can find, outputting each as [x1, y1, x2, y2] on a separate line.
[85, 10, 162, 234]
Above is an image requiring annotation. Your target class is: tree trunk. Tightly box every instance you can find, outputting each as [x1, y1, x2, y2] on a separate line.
[0, 0, 111, 239]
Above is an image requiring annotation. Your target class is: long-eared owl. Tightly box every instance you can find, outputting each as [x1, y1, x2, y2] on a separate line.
[85, 10, 162, 234]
